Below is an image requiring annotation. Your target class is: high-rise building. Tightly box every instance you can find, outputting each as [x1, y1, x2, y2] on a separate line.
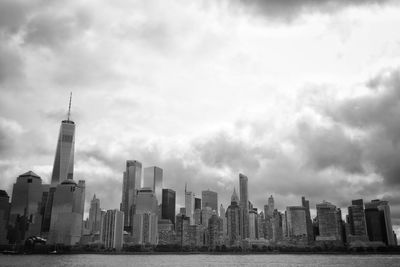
[365, 199, 396, 245]
[184, 185, 195, 225]
[132, 188, 158, 245]
[249, 209, 257, 240]
[239, 173, 249, 239]
[48, 180, 85, 245]
[51, 94, 75, 185]
[176, 212, 190, 247]
[195, 198, 202, 210]
[158, 219, 175, 245]
[201, 207, 213, 227]
[88, 194, 102, 234]
[208, 213, 223, 250]
[0, 190, 10, 245]
[265, 195, 274, 217]
[8, 171, 47, 244]
[100, 209, 124, 251]
[226, 188, 241, 246]
[271, 209, 283, 242]
[347, 199, 368, 241]
[121, 160, 142, 230]
[161, 189, 176, 227]
[201, 190, 218, 214]
[143, 166, 163, 204]
[220, 204, 227, 238]
[316, 201, 342, 241]
[302, 196, 314, 241]
[284, 206, 308, 243]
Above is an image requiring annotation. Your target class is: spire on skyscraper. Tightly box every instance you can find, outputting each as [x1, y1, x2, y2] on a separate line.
[67, 92, 72, 121]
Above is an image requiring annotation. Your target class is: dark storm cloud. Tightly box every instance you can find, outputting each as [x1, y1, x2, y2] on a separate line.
[296, 121, 364, 174]
[323, 68, 400, 186]
[229, 0, 391, 21]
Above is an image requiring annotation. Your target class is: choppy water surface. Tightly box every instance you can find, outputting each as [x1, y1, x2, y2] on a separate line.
[0, 254, 399, 267]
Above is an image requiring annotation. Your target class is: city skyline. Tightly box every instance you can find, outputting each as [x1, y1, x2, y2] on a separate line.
[1, 0, 400, 243]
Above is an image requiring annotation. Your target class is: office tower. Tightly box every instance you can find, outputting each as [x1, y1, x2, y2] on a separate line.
[158, 219, 175, 245]
[51, 94, 75, 185]
[176, 212, 190, 247]
[88, 194, 102, 234]
[202, 190, 218, 214]
[365, 199, 395, 245]
[208, 213, 223, 250]
[302, 196, 314, 241]
[8, 171, 47, 244]
[265, 195, 274, 217]
[100, 209, 124, 251]
[316, 201, 342, 241]
[239, 173, 249, 239]
[284, 206, 308, 243]
[201, 207, 213, 227]
[226, 188, 241, 246]
[195, 198, 202, 210]
[184, 185, 195, 225]
[220, 204, 227, 238]
[121, 160, 142, 230]
[132, 188, 158, 245]
[194, 208, 202, 225]
[258, 211, 265, 240]
[347, 199, 368, 242]
[249, 209, 257, 240]
[271, 210, 283, 242]
[143, 166, 163, 203]
[48, 180, 85, 245]
[161, 189, 176, 227]
[0, 190, 10, 245]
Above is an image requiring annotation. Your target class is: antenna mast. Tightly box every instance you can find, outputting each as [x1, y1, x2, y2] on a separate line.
[67, 92, 72, 121]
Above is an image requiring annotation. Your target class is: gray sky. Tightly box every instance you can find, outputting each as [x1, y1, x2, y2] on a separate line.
[1, 0, 400, 238]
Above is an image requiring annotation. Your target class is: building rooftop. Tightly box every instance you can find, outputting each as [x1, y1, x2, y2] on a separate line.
[19, 171, 41, 179]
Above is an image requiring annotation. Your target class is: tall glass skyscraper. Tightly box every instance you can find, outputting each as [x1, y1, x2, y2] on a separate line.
[239, 173, 249, 239]
[121, 160, 142, 230]
[161, 189, 176, 227]
[51, 94, 75, 185]
[201, 190, 218, 214]
[143, 166, 163, 204]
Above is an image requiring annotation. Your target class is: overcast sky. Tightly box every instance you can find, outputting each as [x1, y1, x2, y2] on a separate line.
[1, 0, 400, 239]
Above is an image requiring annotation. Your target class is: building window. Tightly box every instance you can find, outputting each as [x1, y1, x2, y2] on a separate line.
[27, 179, 32, 183]
[62, 135, 73, 143]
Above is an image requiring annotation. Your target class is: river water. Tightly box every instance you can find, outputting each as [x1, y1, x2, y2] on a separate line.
[0, 254, 399, 267]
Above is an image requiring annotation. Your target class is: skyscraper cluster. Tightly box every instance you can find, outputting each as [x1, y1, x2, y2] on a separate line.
[0, 96, 398, 251]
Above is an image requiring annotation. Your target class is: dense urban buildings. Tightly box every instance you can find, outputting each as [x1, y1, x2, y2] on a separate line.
[0, 98, 399, 251]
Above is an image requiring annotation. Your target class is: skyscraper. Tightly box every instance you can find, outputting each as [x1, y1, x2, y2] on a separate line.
[185, 184, 195, 225]
[302, 196, 314, 241]
[121, 160, 142, 230]
[284, 206, 308, 243]
[226, 188, 241, 246]
[0, 190, 10, 245]
[8, 171, 46, 244]
[201, 190, 218, 214]
[143, 166, 163, 203]
[48, 180, 85, 246]
[51, 93, 75, 185]
[161, 189, 176, 227]
[365, 199, 395, 245]
[239, 173, 249, 239]
[100, 209, 124, 251]
[132, 188, 158, 245]
[316, 201, 342, 241]
[347, 199, 368, 242]
[88, 194, 102, 234]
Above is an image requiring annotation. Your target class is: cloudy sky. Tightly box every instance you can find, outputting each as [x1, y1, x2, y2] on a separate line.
[1, 0, 400, 238]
